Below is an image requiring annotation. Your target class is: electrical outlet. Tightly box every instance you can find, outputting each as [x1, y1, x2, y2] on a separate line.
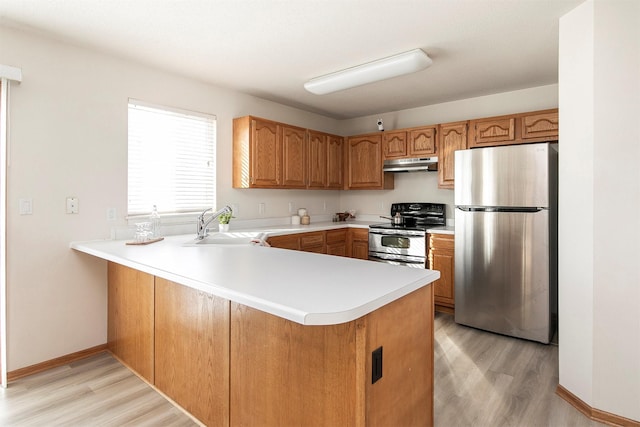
[19, 198, 33, 215]
[288, 202, 296, 214]
[323, 200, 327, 212]
[66, 197, 79, 214]
[259, 202, 266, 215]
[107, 207, 117, 221]
[231, 203, 239, 216]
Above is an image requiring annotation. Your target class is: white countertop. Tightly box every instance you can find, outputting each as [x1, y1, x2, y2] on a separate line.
[71, 231, 440, 326]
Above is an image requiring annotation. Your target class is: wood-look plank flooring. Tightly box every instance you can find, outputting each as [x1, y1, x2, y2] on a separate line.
[0, 352, 199, 426]
[0, 314, 601, 427]
[434, 312, 602, 427]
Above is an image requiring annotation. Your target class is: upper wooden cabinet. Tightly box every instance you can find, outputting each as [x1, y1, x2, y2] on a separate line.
[233, 116, 343, 190]
[438, 121, 468, 190]
[382, 125, 437, 160]
[308, 130, 345, 190]
[281, 125, 307, 188]
[346, 134, 394, 190]
[383, 131, 408, 159]
[468, 108, 558, 148]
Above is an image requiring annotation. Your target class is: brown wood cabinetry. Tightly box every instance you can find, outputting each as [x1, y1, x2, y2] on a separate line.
[428, 234, 455, 313]
[346, 134, 394, 190]
[155, 278, 230, 427]
[281, 124, 307, 188]
[230, 285, 433, 426]
[468, 108, 559, 148]
[438, 121, 468, 189]
[233, 116, 281, 188]
[408, 125, 438, 157]
[268, 228, 367, 260]
[326, 229, 347, 256]
[382, 125, 437, 160]
[383, 131, 408, 159]
[107, 262, 155, 383]
[348, 228, 369, 260]
[308, 130, 345, 190]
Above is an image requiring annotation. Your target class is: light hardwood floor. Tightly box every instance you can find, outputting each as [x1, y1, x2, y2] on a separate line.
[0, 314, 600, 426]
[434, 312, 602, 426]
[0, 352, 198, 426]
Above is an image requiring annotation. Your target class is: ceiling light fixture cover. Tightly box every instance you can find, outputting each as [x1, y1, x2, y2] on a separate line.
[304, 48, 432, 95]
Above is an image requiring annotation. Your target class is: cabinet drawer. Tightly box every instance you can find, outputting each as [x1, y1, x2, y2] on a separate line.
[300, 232, 325, 249]
[429, 233, 454, 250]
[326, 229, 347, 244]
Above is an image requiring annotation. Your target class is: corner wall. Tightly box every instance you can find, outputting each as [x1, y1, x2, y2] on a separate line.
[559, 0, 640, 421]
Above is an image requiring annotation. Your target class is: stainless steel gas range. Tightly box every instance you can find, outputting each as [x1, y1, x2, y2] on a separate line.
[368, 202, 446, 268]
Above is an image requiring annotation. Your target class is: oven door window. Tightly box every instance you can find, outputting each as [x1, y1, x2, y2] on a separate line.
[381, 235, 411, 249]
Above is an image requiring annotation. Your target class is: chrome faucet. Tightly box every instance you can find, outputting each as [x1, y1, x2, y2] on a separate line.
[196, 205, 232, 240]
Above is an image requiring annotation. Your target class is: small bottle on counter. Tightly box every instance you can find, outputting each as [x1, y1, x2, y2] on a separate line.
[150, 205, 161, 238]
[300, 215, 310, 225]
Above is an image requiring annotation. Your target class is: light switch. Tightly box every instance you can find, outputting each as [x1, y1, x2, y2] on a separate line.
[19, 198, 33, 215]
[66, 197, 79, 214]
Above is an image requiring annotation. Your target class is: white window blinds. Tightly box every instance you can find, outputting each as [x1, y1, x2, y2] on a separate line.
[128, 100, 216, 216]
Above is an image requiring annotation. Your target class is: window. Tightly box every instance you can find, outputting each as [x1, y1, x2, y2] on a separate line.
[128, 100, 216, 216]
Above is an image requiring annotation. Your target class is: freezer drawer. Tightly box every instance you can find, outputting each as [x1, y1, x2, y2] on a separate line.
[454, 208, 552, 343]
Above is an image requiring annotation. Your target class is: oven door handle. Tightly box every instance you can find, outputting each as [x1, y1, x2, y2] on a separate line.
[368, 253, 426, 265]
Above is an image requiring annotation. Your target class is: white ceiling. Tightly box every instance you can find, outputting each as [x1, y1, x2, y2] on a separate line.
[0, 0, 584, 119]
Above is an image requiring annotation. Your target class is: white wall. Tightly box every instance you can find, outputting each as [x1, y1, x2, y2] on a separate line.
[338, 85, 559, 220]
[0, 25, 344, 370]
[1, 23, 561, 372]
[559, 0, 640, 421]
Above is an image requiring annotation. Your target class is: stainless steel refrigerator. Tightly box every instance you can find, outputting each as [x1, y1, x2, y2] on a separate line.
[454, 142, 558, 344]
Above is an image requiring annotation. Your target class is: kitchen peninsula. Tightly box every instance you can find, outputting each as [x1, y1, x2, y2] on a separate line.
[71, 234, 439, 427]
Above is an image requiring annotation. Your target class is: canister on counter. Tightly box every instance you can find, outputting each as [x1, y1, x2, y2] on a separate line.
[300, 215, 310, 225]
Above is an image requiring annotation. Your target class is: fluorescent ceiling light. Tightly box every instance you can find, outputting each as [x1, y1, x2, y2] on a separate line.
[304, 49, 432, 95]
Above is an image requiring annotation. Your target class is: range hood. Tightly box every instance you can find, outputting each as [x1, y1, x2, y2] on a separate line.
[383, 157, 438, 172]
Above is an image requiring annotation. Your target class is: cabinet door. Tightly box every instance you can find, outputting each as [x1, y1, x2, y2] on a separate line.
[469, 117, 516, 148]
[408, 126, 437, 156]
[300, 231, 326, 253]
[348, 228, 369, 260]
[326, 229, 347, 257]
[347, 135, 385, 189]
[438, 122, 468, 190]
[308, 130, 328, 189]
[282, 125, 307, 188]
[250, 119, 281, 187]
[327, 135, 344, 189]
[155, 278, 230, 427]
[428, 234, 455, 312]
[521, 110, 559, 141]
[107, 262, 155, 383]
[383, 131, 407, 159]
[267, 234, 300, 250]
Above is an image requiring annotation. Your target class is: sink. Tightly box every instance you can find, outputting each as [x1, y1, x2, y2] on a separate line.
[184, 231, 266, 246]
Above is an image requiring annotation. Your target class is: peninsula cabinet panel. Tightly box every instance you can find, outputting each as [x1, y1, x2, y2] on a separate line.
[233, 116, 281, 188]
[282, 124, 307, 188]
[346, 134, 394, 190]
[438, 121, 468, 189]
[229, 285, 434, 427]
[408, 125, 437, 157]
[107, 262, 155, 383]
[155, 278, 230, 427]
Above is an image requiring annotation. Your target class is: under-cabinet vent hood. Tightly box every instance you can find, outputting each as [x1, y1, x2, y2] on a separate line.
[383, 157, 438, 172]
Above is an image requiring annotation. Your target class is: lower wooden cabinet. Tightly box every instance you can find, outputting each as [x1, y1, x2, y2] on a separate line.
[268, 228, 366, 259]
[428, 234, 455, 313]
[107, 261, 434, 426]
[348, 228, 369, 260]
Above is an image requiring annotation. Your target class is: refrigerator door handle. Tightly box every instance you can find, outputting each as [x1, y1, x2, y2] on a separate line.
[456, 206, 544, 213]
